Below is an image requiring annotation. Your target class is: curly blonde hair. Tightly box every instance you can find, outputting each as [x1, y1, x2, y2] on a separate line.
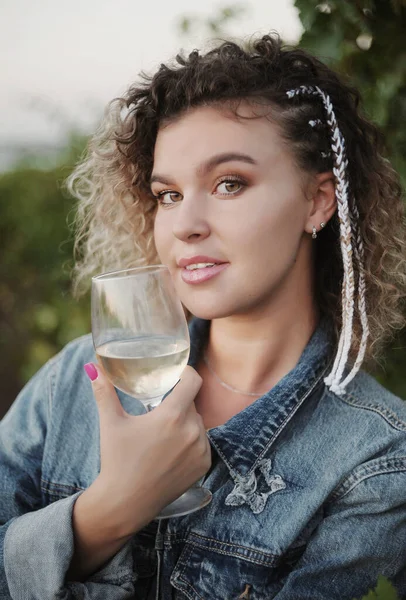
[67, 34, 406, 370]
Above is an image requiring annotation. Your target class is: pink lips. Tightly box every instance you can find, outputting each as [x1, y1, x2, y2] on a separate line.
[178, 255, 229, 285]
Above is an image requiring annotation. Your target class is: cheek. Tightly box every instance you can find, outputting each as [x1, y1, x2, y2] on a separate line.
[232, 202, 306, 277]
[233, 201, 302, 250]
[153, 216, 170, 262]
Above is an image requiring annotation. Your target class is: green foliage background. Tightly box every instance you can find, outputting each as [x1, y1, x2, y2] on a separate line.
[0, 139, 91, 415]
[1, 1, 405, 412]
[0, 1, 405, 597]
[0, 0, 406, 417]
[2, 0, 405, 417]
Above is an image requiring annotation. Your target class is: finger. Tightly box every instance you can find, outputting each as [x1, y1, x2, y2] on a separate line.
[160, 365, 202, 412]
[195, 412, 205, 431]
[84, 363, 124, 420]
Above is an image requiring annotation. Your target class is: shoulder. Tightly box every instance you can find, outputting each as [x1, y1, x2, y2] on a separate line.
[330, 369, 406, 432]
[2, 335, 95, 419]
[320, 371, 406, 500]
[0, 335, 96, 457]
[13, 334, 96, 418]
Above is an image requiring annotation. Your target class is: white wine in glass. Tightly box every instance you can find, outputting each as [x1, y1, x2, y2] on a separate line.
[96, 336, 190, 408]
[91, 265, 212, 518]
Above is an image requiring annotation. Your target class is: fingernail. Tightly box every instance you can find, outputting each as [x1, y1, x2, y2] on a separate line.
[84, 363, 98, 381]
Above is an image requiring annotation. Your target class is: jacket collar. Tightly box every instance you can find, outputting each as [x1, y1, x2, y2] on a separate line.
[188, 317, 333, 479]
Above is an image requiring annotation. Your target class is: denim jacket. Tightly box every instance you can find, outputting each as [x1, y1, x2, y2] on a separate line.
[1, 317, 406, 600]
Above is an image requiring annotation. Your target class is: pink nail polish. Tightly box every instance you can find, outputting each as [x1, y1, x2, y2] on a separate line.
[84, 363, 98, 381]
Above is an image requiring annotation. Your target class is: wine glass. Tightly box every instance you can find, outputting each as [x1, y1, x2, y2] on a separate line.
[91, 265, 212, 519]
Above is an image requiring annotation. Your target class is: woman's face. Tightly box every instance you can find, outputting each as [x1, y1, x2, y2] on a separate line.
[152, 104, 316, 320]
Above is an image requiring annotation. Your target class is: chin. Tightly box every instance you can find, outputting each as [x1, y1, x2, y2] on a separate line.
[185, 306, 230, 321]
[181, 297, 236, 321]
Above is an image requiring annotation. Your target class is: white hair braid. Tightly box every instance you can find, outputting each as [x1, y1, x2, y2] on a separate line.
[286, 85, 369, 394]
[340, 202, 369, 388]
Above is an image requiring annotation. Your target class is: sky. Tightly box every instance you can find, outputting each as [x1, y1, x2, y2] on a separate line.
[0, 0, 302, 149]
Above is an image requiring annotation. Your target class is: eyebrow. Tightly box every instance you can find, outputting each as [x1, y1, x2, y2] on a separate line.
[150, 152, 257, 186]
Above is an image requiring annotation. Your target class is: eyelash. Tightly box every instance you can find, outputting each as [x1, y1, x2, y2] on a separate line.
[153, 175, 247, 206]
[216, 175, 247, 196]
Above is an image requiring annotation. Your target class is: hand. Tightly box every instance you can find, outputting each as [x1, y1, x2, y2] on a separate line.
[85, 363, 211, 534]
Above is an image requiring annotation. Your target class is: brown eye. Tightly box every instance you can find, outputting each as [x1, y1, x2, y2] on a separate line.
[216, 180, 244, 195]
[157, 191, 182, 205]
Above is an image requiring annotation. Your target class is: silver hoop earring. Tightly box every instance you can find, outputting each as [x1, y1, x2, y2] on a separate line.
[320, 222, 326, 229]
[312, 226, 317, 239]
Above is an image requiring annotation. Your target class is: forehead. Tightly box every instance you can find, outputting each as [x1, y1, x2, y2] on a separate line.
[153, 103, 288, 169]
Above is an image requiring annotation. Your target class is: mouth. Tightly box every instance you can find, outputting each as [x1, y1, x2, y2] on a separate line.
[177, 255, 229, 285]
[179, 262, 229, 284]
[184, 262, 217, 271]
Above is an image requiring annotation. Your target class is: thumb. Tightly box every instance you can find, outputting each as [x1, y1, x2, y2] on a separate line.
[84, 362, 124, 420]
[160, 365, 202, 413]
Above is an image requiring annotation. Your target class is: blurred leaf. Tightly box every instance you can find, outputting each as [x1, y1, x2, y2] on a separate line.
[177, 3, 247, 40]
[21, 339, 58, 382]
[34, 305, 59, 334]
[356, 575, 400, 599]
[208, 19, 221, 34]
[296, 0, 320, 30]
[179, 17, 191, 33]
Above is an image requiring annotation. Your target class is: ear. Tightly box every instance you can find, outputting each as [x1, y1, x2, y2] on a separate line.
[304, 172, 336, 236]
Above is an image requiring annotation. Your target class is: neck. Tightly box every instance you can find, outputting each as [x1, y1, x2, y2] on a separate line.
[206, 292, 319, 398]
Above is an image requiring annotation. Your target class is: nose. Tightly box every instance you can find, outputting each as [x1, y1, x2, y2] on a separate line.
[172, 195, 211, 242]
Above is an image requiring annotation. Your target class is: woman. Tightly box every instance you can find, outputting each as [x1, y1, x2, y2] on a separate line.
[1, 34, 406, 599]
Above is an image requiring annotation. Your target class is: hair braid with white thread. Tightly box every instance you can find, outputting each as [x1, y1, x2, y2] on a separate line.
[286, 86, 355, 392]
[286, 85, 369, 394]
[340, 202, 369, 388]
